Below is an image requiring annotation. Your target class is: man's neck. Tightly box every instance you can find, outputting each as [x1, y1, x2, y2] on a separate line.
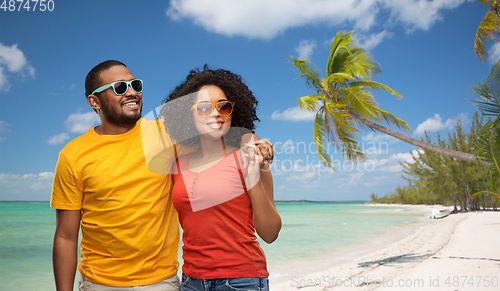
[94, 120, 138, 135]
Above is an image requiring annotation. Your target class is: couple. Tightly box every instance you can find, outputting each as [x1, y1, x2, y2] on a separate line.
[50, 60, 282, 291]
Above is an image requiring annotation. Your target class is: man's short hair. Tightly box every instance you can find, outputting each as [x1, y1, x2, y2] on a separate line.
[85, 60, 126, 97]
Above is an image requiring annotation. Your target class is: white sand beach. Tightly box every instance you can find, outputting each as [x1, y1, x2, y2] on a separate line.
[271, 205, 500, 291]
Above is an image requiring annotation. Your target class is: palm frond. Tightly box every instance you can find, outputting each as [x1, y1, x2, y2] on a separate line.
[487, 60, 500, 103]
[297, 95, 322, 112]
[326, 73, 355, 91]
[338, 87, 376, 120]
[344, 53, 381, 79]
[290, 56, 325, 94]
[313, 113, 334, 168]
[470, 60, 500, 116]
[474, 9, 499, 62]
[471, 190, 500, 199]
[327, 31, 352, 76]
[324, 101, 354, 134]
[324, 102, 363, 160]
[348, 80, 402, 99]
[372, 107, 412, 131]
[476, 118, 500, 173]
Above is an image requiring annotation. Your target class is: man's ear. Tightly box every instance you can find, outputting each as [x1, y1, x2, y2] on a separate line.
[87, 95, 101, 111]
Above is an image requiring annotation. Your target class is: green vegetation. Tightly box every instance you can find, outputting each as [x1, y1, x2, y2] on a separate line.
[372, 57, 500, 210]
[470, 60, 500, 201]
[474, 0, 500, 62]
[372, 3, 500, 210]
[371, 113, 498, 211]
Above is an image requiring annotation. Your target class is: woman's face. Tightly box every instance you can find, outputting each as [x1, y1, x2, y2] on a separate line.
[192, 85, 233, 140]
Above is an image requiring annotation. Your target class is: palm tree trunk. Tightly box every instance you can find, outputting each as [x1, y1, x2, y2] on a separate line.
[347, 112, 493, 167]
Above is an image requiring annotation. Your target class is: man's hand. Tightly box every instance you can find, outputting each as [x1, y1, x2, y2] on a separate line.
[241, 136, 273, 169]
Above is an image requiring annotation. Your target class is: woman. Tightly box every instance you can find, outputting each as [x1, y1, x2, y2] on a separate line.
[161, 66, 281, 291]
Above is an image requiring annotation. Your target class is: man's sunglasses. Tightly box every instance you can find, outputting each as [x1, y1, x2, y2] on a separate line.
[191, 101, 235, 117]
[91, 79, 143, 96]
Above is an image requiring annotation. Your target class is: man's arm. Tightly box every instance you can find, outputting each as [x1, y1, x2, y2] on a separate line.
[53, 209, 81, 291]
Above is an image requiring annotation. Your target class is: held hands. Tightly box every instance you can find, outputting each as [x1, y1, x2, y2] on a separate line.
[240, 139, 273, 190]
[241, 139, 273, 168]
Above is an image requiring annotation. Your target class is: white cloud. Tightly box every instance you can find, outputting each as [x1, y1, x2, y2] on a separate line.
[271, 106, 316, 122]
[47, 133, 69, 145]
[414, 113, 468, 136]
[166, 0, 471, 39]
[280, 139, 296, 153]
[0, 120, 10, 132]
[38, 172, 54, 180]
[0, 172, 54, 200]
[354, 30, 394, 50]
[362, 132, 398, 144]
[381, 0, 472, 32]
[65, 111, 100, 133]
[363, 146, 386, 156]
[0, 67, 7, 90]
[488, 42, 500, 64]
[47, 111, 99, 145]
[0, 120, 10, 142]
[391, 149, 422, 164]
[357, 149, 422, 173]
[347, 171, 365, 185]
[0, 43, 30, 72]
[285, 171, 318, 182]
[0, 43, 35, 90]
[295, 40, 317, 59]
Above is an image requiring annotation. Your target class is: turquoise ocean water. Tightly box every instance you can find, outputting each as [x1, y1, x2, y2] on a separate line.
[0, 202, 424, 290]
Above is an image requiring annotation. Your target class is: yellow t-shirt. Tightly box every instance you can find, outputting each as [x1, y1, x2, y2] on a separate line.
[50, 118, 189, 287]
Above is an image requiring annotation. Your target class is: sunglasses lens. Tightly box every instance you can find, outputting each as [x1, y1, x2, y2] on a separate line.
[218, 102, 233, 116]
[196, 104, 212, 116]
[131, 80, 143, 93]
[113, 81, 128, 95]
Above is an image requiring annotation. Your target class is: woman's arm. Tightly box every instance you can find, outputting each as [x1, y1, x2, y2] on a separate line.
[243, 135, 281, 244]
[247, 164, 281, 244]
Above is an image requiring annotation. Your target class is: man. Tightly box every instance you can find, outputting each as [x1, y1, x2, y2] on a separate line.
[51, 60, 273, 291]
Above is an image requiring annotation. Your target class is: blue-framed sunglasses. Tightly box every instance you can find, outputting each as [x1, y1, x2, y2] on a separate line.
[91, 79, 143, 96]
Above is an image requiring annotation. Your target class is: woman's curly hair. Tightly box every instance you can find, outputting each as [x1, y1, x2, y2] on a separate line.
[161, 65, 259, 148]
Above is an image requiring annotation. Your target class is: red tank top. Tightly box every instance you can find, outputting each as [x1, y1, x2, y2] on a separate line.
[171, 149, 268, 279]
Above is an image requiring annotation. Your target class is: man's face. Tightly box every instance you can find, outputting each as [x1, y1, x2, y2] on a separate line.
[95, 65, 143, 127]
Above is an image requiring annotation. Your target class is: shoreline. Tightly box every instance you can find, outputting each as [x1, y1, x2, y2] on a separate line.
[268, 204, 435, 283]
[270, 204, 500, 290]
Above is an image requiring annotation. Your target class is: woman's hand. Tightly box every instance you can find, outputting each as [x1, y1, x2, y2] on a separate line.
[242, 143, 265, 190]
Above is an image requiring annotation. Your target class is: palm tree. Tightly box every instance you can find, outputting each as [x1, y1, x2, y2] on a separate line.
[470, 60, 500, 198]
[474, 0, 500, 62]
[470, 60, 500, 116]
[291, 31, 491, 169]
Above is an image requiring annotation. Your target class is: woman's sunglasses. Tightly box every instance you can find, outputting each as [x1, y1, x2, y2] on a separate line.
[191, 101, 235, 117]
[91, 79, 143, 96]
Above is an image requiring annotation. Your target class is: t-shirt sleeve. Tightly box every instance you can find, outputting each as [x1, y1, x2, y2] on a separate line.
[175, 143, 198, 157]
[50, 153, 82, 210]
[141, 118, 197, 174]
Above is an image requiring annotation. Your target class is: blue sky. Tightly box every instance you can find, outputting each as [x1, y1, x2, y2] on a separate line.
[0, 0, 494, 201]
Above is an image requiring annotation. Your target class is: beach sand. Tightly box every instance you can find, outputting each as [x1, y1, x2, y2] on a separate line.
[271, 205, 500, 291]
